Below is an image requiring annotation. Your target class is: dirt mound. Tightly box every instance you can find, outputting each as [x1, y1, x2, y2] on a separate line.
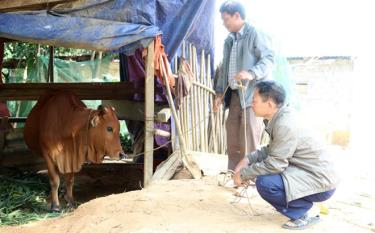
[1, 176, 373, 233]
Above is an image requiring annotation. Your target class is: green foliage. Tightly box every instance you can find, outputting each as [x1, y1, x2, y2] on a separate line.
[0, 170, 63, 226]
[120, 133, 132, 152]
[4, 42, 92, 60]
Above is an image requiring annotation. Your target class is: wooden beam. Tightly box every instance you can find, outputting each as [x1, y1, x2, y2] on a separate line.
[0, 82, 142, 100]
[156, 108, 171, 123]
[153, 129, 170, 137]
[152, 151, 182, 181]
[0, 117, 26, 123]
[0, 0, 77, 12]
[102, 100, 167, 122]
[143, 41, 155, 187]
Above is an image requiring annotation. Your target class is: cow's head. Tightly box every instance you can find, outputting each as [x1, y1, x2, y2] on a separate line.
[87, 105, 123, 163]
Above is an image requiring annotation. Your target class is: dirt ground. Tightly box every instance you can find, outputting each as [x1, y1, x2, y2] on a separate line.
[1, 147, 375, 233]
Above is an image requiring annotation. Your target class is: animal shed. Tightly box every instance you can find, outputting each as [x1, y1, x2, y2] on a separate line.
[0, 0, 218, 220]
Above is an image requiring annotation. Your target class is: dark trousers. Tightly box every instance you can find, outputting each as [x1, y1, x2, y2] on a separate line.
[226, 92, 263, 170]
[255, 174, 335, 220]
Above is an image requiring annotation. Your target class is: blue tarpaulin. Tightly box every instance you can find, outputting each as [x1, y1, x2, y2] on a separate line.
[0, 0, 215, 57]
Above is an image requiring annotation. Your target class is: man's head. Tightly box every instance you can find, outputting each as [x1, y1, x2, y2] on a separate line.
[252, 81, 286, 119]
[220, 1, 246, 33]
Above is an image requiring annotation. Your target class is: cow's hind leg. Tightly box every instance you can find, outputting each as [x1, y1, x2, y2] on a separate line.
[64, 173, 77, 209]
[44, 155, 61, 212]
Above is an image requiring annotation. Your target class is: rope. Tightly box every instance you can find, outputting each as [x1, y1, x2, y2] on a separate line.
[230, 181, 258, 216]
[217, 169, 258, 216]
[216, 80, 256, 216]
[238, 81, 248, 155]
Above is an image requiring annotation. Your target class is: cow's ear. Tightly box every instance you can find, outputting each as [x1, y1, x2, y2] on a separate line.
[90, 114, 99, 127]
[90, 111, 101, 127]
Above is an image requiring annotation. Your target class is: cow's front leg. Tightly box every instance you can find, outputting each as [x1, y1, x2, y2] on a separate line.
[64, 173, 77, 209]
[45, 156, 61, 212]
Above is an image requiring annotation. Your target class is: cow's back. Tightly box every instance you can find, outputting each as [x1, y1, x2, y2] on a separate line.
[24, 91, 86, 156]
[24, 92, 54, 154]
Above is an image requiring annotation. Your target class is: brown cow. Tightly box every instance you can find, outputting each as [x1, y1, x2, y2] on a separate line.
[24, 91, 123, 212]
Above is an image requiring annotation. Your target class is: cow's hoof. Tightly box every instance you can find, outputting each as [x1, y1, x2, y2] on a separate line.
[50, 204, 60, 213]
[66, 201, 78, 210]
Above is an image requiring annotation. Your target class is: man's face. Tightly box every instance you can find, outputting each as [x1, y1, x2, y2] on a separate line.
[252, 89, 271, 117]
[221, 12, 240, 33]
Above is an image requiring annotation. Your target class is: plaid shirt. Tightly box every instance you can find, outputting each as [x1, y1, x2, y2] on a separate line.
[228, 25, 245, 90]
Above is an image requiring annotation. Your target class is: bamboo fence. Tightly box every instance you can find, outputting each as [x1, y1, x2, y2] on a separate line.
[173, 43, 227, 155]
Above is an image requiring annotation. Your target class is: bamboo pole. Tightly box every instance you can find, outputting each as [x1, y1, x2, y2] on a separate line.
[187, 92, 191, 150]
[192, 45, 199, 151]
[176, 105, 181, 149]
[222, 108, 227, 154]
[194, 47, 203, 151]
[200, 50, 208, 152]
[179, 43, 187, 150]
[207, 54, 217, 153]
[213, 111, 217, 153]
[192, 46, 198, 151]
[183, 95, 189, 150]
[183, 43, 191, 150]
[159, 55, 201, 179]
[182, 42, 186, 59]
[204, 53, 211, 152]
[199, 51, 204, 152]
[178, 102, 184, 150]
[191, 81, 215, 94]
[161, 56, 186, 153]
[144, 41, 155, 187]
[174, 54, 178, 74]
[220, 108, 224, 154]
[189, 44, 193, 71]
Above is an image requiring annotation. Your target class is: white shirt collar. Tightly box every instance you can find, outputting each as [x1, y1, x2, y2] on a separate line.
[229, 23, 245, 40]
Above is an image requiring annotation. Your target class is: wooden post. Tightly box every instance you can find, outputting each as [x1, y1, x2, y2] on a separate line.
[144, 40, 155, 187]
[47, 46, 54, 82]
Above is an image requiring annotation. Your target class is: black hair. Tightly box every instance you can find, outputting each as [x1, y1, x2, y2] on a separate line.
[255, 80, 286, 107]
[219, 1, 246, 20]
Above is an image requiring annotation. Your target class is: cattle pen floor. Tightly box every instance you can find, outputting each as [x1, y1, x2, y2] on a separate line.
[1, 147, 375, 233]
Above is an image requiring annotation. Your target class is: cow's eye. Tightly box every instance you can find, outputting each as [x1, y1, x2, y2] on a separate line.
[107, 127, 113, 132]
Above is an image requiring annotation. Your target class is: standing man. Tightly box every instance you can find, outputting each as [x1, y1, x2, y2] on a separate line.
[214, 1, 275, 171]
[233, 80, 339, 230]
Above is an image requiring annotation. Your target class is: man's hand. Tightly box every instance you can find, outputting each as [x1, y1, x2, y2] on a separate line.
[233, 156, 250, 186]
[234, 70, 255, 82]
[213, 94, 223, 113]
[233, 171, 243, 187]
[234, 156, 250, 173]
